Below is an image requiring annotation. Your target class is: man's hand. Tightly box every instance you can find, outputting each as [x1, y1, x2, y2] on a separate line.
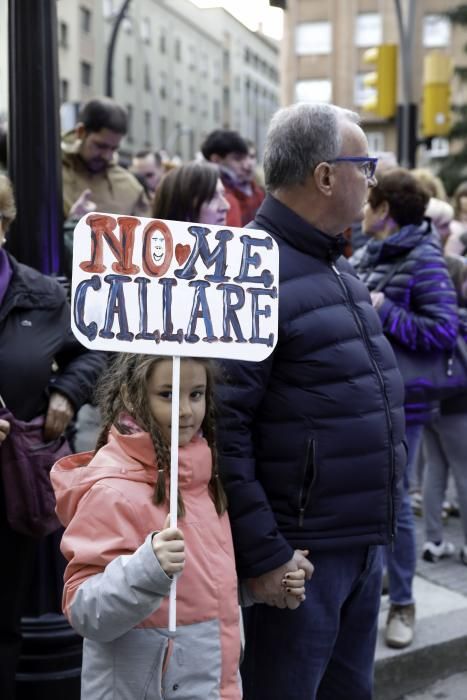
[69, 189, 96, 219]
[0, 419, 10, 444]
[152, 515, 185, 577]
[247, 549, 314, 608]
[44, 392, 74, 441]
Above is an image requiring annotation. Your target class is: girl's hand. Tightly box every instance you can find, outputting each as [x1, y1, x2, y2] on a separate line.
[282, 568, 307, 610]
[0, 419, 10, 444]
[151, 515, 185, 577]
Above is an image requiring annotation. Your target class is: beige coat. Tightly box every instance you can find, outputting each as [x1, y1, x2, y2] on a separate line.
[62, 131, 150, 219]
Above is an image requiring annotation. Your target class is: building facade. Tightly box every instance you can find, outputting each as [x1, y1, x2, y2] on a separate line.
[55, 0, 279, 161]
[280, 0, 467, 162]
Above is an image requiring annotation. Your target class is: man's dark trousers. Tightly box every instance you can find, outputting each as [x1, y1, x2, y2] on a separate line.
[241, 545, 383, 700]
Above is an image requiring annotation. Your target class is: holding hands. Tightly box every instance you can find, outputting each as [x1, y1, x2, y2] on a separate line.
[248, 548, 314, 610]
[152, 515, 185, 577]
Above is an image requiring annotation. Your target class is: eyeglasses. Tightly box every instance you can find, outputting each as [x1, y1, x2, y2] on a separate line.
[328, 156, 378, 180]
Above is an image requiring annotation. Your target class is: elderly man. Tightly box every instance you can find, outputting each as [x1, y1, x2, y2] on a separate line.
[217, 103, 406, 700]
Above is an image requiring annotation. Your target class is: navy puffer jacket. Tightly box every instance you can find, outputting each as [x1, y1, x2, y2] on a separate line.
[355, 221, 459, 424]
[217, 195, 406, 580]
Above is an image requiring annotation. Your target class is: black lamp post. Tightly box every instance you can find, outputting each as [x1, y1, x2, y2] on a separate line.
[7, 1, 82, 697]
[7, 0, 64, 274]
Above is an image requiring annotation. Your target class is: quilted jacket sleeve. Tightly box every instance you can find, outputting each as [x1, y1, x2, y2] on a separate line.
[378, 247, 459, 352]
[217, 356, 294, 580]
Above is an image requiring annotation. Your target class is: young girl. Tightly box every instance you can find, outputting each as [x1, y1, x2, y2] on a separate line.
[51, 354, 305, 699]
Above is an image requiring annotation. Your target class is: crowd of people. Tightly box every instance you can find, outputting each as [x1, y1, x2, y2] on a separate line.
[1, 95, 467, 700]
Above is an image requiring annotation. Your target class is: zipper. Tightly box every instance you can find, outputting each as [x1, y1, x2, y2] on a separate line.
[331, 263, 396, 546]
[298, 437, 316, 527]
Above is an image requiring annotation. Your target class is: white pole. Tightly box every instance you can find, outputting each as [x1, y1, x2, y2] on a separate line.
[168, 355, 180, 632]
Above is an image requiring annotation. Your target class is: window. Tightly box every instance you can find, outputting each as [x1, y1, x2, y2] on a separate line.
[366, 132, 385, 154]
[160, 32, 166, 54]
[160, 72, 167, 99]
[59, 22, 68, 48]
[423, 14, 451, 48]
[144, 110, 152, 145]
[141, 17, 151, 43]
[144, 64, 151, 91]
[80, 61, 92, 87]
[200, 53, 208, 77]
[174, 38, 182, 62]
[354, 73, 376, 107]
[295, 79, 332, 103]
[355, 13, 382, 48]
[213, 99, 221, 122]
[60, 79, 69, 103]
[188, 45, 196, 70]
[125, 55, 133, 84]
[174, 80, 182, 107]
[126, 104, 133, 141]
[295, 22, 332, 55]
[160, 116, 167, 147]
[80, 6, 92, 33]
[189, 86, 197, 113]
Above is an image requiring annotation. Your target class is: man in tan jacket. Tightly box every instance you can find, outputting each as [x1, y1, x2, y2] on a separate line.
[62, 97, 150, 221]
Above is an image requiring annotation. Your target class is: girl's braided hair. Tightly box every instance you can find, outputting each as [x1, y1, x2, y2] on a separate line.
[95, 353, 227, 517]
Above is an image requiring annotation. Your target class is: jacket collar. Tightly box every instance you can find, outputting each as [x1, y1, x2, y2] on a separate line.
[252, 194, 347, 262]
[0, 253, 62, 324]
[365, 219, 434, 264]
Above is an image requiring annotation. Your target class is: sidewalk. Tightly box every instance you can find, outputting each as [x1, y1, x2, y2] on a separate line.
[374, 512, 467, 700]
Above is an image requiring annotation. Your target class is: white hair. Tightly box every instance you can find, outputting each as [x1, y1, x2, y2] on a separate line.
[263, 103, 360, 190]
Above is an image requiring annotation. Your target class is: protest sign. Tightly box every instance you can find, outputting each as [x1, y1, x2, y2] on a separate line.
[71, 213, 279, 361]
[71, 212, 279, 630]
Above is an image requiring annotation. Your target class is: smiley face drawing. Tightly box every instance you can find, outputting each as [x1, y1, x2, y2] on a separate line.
[151, 231, 166, 265]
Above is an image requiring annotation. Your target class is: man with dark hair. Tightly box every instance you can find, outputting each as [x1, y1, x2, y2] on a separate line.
[62, 97, 149, 220]
[217, 103, 407, 700]
[201, 129, 262, 227]
[130, 150, 164, 201]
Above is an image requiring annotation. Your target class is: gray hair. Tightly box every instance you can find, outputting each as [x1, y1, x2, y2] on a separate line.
[263, 103, 360, 190]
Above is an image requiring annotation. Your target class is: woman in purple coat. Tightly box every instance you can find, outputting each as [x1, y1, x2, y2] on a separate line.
[352, 168, 459, 650]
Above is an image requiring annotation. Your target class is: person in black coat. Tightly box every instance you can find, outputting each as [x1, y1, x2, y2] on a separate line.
[0, 174, 107, 699]
[217, 103, 406, 700]
[353, 168, 459, 650]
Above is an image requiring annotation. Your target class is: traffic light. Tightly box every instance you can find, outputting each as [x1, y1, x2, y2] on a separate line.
[362, 44, 397, 119]
[422, 52, 452, 138]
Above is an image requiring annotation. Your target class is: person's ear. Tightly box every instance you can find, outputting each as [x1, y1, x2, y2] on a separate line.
[313, 162, 334, 197]
[209, 154, 222, 165]
[75, 122, 87, 141]
[376, 200, 390, 220]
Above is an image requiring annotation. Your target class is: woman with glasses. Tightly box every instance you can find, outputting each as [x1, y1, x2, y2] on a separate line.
[351, 168, 459, 651]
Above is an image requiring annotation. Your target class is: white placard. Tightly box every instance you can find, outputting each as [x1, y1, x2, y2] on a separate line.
[71, 213, 279, 361]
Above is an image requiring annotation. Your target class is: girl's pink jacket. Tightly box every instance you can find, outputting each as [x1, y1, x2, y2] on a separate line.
[51, 427, 241, 699]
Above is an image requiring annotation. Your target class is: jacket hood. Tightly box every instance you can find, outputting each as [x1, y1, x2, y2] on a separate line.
[51, 426, 211, 527]
[365, 219, 436, 265]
